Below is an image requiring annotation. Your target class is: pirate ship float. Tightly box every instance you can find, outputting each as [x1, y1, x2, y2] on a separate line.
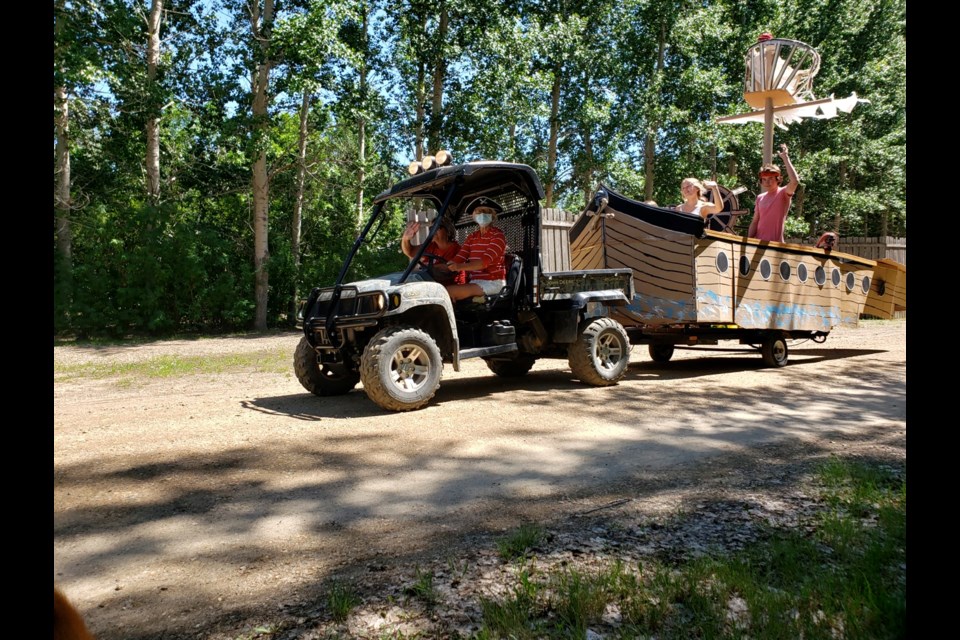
[569, 35, 906, 366]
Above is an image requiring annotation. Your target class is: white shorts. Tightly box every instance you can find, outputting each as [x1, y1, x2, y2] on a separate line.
[472, 279, 506, 295]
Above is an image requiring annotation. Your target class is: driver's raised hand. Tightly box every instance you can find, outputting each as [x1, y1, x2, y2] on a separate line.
[402, 221, 420, 240]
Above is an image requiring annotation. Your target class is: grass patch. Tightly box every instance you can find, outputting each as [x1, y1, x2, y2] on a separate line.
[326, 581, 359, 623]
[404, 565, 438, 606]
[54, 349, 291, 383]
[476, 458, 905, 639]
[496, 524, 545, 561]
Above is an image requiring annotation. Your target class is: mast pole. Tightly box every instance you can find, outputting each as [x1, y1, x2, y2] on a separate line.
[763, 97, 774, 165]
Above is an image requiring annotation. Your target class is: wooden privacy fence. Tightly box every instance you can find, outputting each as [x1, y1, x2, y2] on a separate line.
[540, 208, 579, 272]
[786, 236, 906, 267]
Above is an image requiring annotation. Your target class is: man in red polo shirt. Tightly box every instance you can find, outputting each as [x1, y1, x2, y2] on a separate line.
[445, 197, 508, 302]
[748, 143, 801, 243]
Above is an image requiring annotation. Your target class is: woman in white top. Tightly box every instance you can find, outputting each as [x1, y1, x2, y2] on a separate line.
[675, 177, 723, 221]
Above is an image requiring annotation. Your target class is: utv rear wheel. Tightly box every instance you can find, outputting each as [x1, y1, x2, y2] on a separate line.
[360, 326, 443, 411]
[568, 317, 630, 386]
[294, 336, 360, 396]
[648, 343, 675, 363]
[484, 354, 536, 377]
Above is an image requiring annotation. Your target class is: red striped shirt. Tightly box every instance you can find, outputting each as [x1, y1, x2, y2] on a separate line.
[454, 227, 507, 281]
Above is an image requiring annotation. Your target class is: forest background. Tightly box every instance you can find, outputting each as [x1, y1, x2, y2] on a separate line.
[52, 0, 906, 337]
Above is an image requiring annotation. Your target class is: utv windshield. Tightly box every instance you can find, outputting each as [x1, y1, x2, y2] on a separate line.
[336, 194, 451, 287]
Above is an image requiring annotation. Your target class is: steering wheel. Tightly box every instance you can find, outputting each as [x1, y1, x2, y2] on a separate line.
[419, 252, 447, 269]
[418, 252, 456, 284]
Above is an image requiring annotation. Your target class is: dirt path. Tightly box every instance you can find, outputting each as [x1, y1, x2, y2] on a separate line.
[53, 320, 906, 639]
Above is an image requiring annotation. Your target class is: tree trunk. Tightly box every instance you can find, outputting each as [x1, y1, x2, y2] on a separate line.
[55, 84, 72, 264]
[251, 0, 275, 332]
[290, 90, 310, 324]
[545, 66, 561, 208]
[145, 0, 163, 203]
[833, 160, 845, 233]
[414, 61, 426, 160]
[427, 5, 448, 154]
[54, 0, 72, 273]
[644, 23, 667, 202]
[357, 4, 368, 231]
[582, 130, 594, 209]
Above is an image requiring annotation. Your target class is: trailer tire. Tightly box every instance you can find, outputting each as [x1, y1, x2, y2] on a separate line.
[360, 326, 442, 411]
[484, 354, 536, 378]
[761, 334, 789, 368]
[568, 317, 630, 386]
[294, 336, 360, 396]
[648, 343, 675, 363]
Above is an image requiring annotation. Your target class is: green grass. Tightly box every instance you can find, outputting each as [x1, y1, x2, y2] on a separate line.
[477, 457, 906, 639]
[327, 581, 360, 623]
[496, 524, 545, 561]
[404, 565, 438, 605]
[54, 349, 291, 383]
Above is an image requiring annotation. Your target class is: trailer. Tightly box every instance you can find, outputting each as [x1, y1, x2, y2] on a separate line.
[569, 185, 906, 367]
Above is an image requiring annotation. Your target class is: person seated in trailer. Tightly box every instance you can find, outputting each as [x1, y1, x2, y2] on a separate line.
[815, 231, 838, 251]
[401, 215, 463, 284]
[747, 143, 801, 242]
[444, 197, 508, 303]
[674, 177, 724, 221]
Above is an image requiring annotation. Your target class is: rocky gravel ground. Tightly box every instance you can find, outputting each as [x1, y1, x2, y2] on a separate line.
[54, 321, 906, 640]
[201, 436, 905, 640]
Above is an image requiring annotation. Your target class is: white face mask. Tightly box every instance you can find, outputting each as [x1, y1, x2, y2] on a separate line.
[474, 213, 493, 227]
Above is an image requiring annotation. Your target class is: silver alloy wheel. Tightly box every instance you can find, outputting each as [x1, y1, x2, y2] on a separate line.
[389, 342, 432, 392]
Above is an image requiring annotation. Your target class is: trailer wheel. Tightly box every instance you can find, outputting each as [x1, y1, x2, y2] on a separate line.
[568, 317, 630, 386]
[294, 336, 360, 396]
[360, 326, 443, 411]
[761, 334, 789, 368]
[648, 343, 675, 363]
[484, 354, 536, 377]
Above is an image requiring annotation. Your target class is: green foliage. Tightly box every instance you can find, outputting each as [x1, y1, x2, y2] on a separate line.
[53, 0, 906, 337]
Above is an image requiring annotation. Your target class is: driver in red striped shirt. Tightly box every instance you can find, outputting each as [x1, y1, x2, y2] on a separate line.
[445, 197, 507, 303]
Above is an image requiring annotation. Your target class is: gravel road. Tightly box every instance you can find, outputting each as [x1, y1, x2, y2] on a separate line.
[53, 320, 906, 639]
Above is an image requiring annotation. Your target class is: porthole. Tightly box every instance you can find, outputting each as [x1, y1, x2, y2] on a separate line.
[739, 255, 750, 276]
[861, 275, 871, 294]
[831, 268, 841, 287]
[759, 259, 772, 280]
[797, 263, 808, 282]
[845, 272, 856, 291]
[815, 266, 826, 286]
[779, 261, 791, 281]
[716, 251, 729, 273]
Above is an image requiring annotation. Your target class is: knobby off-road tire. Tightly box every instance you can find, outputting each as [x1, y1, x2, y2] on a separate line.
[360, 326, 443, 411]
[294, 336, 360, 396]
[761, 334, 789, 368]
[568, 317, 631, 386]
[648, 343, 675, 363]
[484, 354, 536, 378]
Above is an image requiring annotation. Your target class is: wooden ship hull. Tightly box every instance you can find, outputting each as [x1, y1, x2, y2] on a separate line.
[570, 186, 905, 334]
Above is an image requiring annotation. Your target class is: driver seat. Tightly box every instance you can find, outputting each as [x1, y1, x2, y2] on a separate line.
[460, 253, 523, 310]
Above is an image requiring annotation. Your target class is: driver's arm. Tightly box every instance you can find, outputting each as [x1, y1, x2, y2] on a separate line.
[401, 221, 420, 258]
